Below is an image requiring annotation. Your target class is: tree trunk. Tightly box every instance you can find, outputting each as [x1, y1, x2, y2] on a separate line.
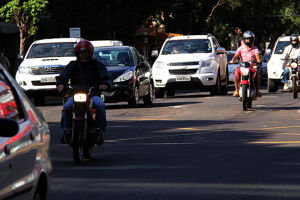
[19, 29, 27, 55]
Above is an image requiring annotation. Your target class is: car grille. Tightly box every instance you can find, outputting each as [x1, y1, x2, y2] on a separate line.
[31, 66, 64, 75]
[169, 69, 198, 75]
[168, 62, 199, 66]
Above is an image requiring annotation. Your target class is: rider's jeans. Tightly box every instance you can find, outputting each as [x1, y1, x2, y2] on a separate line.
[281, 67, 290, 84]
[61, 96, 106, 133]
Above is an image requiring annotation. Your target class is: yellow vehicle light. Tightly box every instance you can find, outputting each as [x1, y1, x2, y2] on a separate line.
[74, 93, 87, 102]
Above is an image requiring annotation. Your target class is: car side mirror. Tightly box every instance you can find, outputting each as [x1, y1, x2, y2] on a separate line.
[151, 50, 159, 57]
[217, 47, 226, 54]
[0, 118, 19, 137]
[265, 49, 271, 55]
[17, 54, 24, 60]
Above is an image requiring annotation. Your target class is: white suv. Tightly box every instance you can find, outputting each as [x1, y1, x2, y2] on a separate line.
[267, 36, 291, 92]
[15, 38, 82, 105]
[151, 34, 228, 97]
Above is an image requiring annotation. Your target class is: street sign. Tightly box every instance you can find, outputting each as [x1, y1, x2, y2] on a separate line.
[69, 27, 81, 38]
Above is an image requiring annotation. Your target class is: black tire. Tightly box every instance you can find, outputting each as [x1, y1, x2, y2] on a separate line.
[83, 145, 94, 159]
[210, 72, 221, 96]
[128, 85, 139, 107]
[155, 87, 165, 98]
[247, 100, 252, 109]
[292, 76, 298, 98]
[166, 89, 175, 97]
[143, 83, 154, 105]
[242, 85, 247, 111]
[268, 78, 278, 92]
[221, 70, 229, 95]
[72, 121, 84, 163]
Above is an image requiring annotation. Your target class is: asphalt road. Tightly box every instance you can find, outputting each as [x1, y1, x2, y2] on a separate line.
[39, 87, 300, 200]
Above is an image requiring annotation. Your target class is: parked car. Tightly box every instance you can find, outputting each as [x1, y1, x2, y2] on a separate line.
[151, 34, 228, 97]
[267, 36, 290, 92]
[0, 64, 52, 200]
[15, 38, 82, 105]
[226, 51, 239, 84]
[261, 54, 270, 84]
[93, 45, 154, 106]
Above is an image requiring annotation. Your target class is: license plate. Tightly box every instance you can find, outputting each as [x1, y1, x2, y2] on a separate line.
[40, 77, 56, 83]
[176, 76, 191, 81]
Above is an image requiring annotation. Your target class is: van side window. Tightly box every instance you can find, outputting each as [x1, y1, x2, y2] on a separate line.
[0, 73, 22, 120]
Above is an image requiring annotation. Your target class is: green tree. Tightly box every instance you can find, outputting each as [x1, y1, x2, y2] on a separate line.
[0, 0, 48, 54]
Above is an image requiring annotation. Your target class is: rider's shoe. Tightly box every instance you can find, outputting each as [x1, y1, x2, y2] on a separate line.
[233, 90, 239, 97]
[256, 91, 262, 98]
[96, 129, 104, 146]
[59, 130, 71, 144]
[283, 83, 289, 91]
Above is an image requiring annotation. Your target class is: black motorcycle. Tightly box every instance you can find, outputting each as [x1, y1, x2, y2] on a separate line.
[63, 85, 101, 163]
[284, 58, 299, 98]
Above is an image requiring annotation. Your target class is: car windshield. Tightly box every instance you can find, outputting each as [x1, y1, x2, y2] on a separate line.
[274, 41, 290, 54]
[94, 48, 133, 67]
[161, 39, 212, 55]
[27, 42, 76, 58]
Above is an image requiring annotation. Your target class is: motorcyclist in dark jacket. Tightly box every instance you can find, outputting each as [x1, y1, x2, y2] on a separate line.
[56, 40, 112, 144]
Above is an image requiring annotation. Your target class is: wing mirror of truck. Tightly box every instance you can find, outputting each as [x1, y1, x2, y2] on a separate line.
[217, 47, 226, 54]
[17, 54, 24, 60]
[151, 50, 159, 57]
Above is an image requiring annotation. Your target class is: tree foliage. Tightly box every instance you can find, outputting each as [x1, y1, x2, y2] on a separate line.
[0, 0, 48, 53]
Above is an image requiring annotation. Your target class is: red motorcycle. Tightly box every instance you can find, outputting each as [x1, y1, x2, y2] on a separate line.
[237, 62, 258, 111]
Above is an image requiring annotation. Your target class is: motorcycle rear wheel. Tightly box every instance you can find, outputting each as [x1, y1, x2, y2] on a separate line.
[292, 76, 298, 99]
[72, 121, 84, 163]
[242, 85, 247, 111]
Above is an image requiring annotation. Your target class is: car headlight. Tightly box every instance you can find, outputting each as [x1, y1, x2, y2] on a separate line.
[74, 93, 87, 102]
[154, 61, 166, 69]
[240, 67, 250, 76]
[113, 71, 133, 83]
[18, 66, 32, 74]
[200, 59, 214, 73]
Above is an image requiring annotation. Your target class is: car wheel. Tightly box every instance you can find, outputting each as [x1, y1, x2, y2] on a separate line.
[221, 70, 229, 95]
[128, 85, 139, 107]
[210, 71, 221, 96]
[155, 87, 165, 98]
[166, 89, 175, 97]
[267, 78, 278, 92]
[143, 83, 154, 105]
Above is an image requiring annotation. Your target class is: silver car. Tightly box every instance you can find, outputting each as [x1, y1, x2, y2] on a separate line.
[0, 65, 52, 200]
[226, 51, 240, 84]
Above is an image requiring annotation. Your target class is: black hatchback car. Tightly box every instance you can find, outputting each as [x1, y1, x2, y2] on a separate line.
[94, 46, 154, 106]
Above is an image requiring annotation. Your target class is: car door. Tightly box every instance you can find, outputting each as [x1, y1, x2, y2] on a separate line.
[133, 49, 150, 94]
[0, 70, 39, 199]
[213, 38, 226, 80]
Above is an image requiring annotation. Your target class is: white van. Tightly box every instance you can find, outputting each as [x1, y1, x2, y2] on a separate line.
[15, 38, 82, 105]
[267, 36, 290, 92]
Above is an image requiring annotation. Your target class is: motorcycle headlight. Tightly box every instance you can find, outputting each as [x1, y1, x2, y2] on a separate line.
[74, 93, 87, 102]
[18, 66, 32, 74]
[291, 62, 298, 69]
[240, 67, 250, 76]
[113, 71, 133, 83]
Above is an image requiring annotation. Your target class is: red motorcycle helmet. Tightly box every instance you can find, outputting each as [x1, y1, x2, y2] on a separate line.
[74, 40, 94, 62]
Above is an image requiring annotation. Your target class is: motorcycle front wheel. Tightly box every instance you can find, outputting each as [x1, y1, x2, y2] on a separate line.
[72, 121, 84, 163]
[242, 85, 247, 111]
[292, 76, 298, 99]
